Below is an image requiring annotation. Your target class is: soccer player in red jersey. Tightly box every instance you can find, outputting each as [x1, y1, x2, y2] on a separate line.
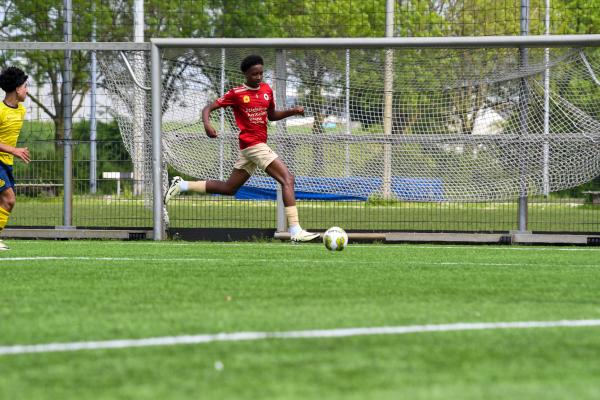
[165, 55, 319, 242]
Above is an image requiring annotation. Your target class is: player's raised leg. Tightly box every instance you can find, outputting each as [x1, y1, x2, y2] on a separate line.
[164, 169, 251, 204]
[265, 158, 319, 242]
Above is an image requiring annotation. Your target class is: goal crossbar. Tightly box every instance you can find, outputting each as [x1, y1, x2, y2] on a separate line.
[1, 34, 599, 52]
[151, 34, 600, 49]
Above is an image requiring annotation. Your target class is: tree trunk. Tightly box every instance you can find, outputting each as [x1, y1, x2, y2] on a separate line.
[54, 116, 65, 154]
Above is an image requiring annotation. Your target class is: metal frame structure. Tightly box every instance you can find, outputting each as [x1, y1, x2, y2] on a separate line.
[0, 40, 151, 240]
[1, 35, 600, 243]
[150, 35, 600, 241]
[150, 35, 600, 49]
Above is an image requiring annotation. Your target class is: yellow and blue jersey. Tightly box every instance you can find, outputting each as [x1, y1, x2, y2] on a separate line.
[0, 101, 26, 165]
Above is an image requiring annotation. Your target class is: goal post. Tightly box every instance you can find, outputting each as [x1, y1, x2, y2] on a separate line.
[151, 44, 164, 240]
[147, 35, 600, 240]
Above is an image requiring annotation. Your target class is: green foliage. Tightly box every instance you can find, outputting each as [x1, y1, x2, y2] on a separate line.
[2, 1, 599, 199]
[555, 175, 600, 197]
[14, 119, 130, 195]
[553, 0, 600, 34]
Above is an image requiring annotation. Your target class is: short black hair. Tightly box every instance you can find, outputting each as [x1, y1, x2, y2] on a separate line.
[240, 55, 263, 73]
[0, 66, 28, 93]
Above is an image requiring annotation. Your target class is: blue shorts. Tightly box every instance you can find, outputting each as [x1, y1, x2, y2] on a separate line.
[0, 162, 15, 193]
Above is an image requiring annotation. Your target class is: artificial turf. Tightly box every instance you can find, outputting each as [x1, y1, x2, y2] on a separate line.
[1, 240, 599, 399]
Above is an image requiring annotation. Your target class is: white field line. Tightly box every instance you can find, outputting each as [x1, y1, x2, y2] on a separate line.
[1, 256, 598, 268]
[1, 319, 599, 356]
[5, 240, 600, 251]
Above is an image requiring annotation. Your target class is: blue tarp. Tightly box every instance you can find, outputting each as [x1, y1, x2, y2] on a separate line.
[234, 176, 444, 201]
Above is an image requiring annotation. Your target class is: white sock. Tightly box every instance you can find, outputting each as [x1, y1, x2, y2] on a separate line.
[289, 224, 302, 235]
[179, 180, 189, 192]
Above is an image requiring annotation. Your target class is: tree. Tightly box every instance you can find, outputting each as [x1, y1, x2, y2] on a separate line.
[0, 0, 99, 143]
[0, 0, 214, 144]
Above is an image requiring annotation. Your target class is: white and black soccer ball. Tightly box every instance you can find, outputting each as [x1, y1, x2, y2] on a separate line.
[323, 227, 348, 251]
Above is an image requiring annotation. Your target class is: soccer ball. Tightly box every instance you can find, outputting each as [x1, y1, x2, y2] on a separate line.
[323, 227, 348, 251]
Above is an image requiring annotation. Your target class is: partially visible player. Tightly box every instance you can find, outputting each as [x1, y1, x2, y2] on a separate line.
[165, 55, 319, 242]
[0, 67, 30, 251]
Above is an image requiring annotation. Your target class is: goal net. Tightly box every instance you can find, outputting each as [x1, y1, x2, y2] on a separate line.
[99, 44, 600, 202]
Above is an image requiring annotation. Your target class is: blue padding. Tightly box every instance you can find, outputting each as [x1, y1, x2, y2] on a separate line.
[391, 178, 445, 201]
[234, 176, 444, 201]
[235, 186, 364, 201]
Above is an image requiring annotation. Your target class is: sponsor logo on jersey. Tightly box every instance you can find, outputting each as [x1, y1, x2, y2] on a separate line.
[0, 179, 5, 187]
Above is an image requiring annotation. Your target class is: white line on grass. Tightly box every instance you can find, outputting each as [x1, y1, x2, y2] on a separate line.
[1, 319, 599, 356]
[1, 256, 598, 268]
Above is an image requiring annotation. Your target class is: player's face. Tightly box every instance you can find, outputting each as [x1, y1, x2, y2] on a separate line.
[244, 64, 263, 88]
[15, 81, 28, 102]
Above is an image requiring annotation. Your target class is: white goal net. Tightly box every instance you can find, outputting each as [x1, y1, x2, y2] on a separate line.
[100, 45, 600, 202]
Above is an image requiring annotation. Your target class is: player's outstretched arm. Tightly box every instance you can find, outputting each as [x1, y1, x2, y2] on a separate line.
[202, 101, 222, 138]
[0, 143, 30, 163]
[268, 105, 304, 122]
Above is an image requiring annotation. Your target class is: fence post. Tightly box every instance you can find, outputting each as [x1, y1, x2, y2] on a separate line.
[151, 43, 165, 240]
[275, 49, 287, 233]
[517, 0, 530, 233]
[542, 0, 551, 196]
[345, 49, 351, 177]
[89, 3, 97, 194]
[62, 0, 73, 228]
[382, 0, 394, 199]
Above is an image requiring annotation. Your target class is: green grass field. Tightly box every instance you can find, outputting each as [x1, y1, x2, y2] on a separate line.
[1, 240, 600, 399]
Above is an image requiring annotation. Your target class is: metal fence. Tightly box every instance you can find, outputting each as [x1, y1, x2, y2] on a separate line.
[2, 0, 597, 41]
[1, 1, 599, 241]
[164, 196, 600, 233]
[11, 139, 152, 228]
[5, 44, 599, 237]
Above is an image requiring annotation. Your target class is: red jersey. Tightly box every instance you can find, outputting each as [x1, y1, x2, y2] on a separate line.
[217, 82, 275, 149]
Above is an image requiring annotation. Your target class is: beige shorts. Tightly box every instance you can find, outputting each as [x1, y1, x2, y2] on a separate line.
[233, 143, 279, 175]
